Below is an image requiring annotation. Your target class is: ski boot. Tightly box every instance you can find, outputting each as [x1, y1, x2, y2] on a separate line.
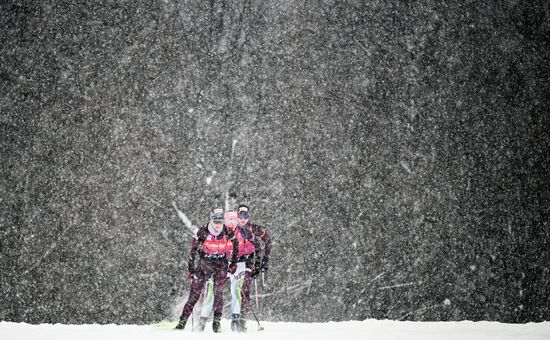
[231, 313, 241, 332]
[240, 316, 247, 332]
[175, 317, 187, 330]
[212, 315, 222, 333]
[197, 317, 208, 332]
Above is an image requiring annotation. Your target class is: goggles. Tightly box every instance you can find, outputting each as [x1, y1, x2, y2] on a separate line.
[237, 212, 250, 219]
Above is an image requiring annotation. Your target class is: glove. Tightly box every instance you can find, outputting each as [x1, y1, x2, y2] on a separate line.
[187, 262, 194, 279]
[252, 260, 261, 278]
[260, 256, 269, 273]
[228, 262, 237, 274]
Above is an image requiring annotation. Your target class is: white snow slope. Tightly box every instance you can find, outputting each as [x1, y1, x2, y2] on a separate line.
[1, 319, 548, 340]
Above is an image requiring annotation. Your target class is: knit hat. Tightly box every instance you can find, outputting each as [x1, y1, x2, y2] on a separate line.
[224, 210, 238, 225]
[237, 204, 250, 219]
[210, 208, 224, 223]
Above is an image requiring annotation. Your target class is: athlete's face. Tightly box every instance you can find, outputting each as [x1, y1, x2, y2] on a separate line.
[237, 211, 249, 225]
[237, 211, 250, 225]
[226, 221, 237, 230]
[211, 220, 224, 231]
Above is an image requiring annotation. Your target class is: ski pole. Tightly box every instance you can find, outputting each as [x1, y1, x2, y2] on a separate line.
[254, 278, 260, 309]
[248, 301, 264, 331]
[262, 272, 268, 287]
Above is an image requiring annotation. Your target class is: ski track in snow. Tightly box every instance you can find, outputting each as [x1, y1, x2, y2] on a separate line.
[1, 320, 549, 340]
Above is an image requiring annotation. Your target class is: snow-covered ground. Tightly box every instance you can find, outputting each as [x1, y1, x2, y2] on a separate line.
[1, 319, 548, 340]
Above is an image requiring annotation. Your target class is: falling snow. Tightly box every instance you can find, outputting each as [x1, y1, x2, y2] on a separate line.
[1, 0, 549, 327]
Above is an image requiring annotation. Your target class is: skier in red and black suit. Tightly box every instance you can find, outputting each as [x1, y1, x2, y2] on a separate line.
[176, 208, 239, 332]
[235, 204, 272, 332]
